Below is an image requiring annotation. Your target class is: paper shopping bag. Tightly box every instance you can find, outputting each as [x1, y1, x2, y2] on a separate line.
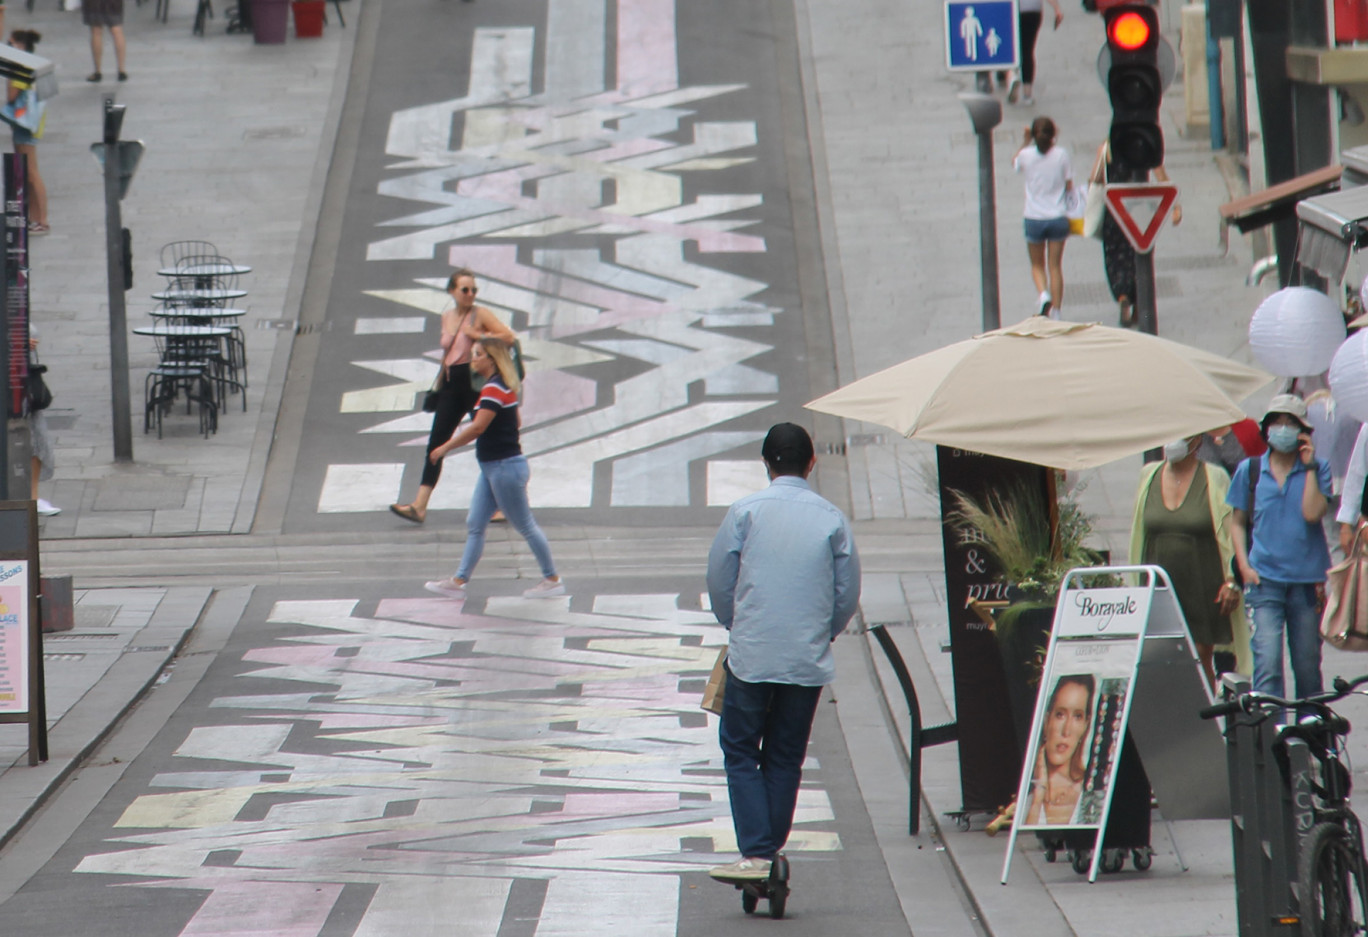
[700, 647, 728, 714]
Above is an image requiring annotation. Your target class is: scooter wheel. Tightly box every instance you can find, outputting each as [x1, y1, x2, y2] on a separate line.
[770, 886, 788, 920]
[742, 892, 758, 914]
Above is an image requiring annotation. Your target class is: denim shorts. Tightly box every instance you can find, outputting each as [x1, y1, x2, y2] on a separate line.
[12, 127, 34, 147]
[1024, 216, 1070, 244]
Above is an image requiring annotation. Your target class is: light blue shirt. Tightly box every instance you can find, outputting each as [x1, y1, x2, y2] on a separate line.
[1227, 453, 1334, 583]
[707, 475, 861, 686]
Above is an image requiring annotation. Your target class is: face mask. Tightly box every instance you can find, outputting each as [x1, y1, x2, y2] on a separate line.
[1266, 425, 1301, 454]
[1163, 440, 1191, 463]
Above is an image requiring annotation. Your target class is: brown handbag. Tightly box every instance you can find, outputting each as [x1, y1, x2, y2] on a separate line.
[700, 647, 728, 714]
[1321, 524, 1368, 651]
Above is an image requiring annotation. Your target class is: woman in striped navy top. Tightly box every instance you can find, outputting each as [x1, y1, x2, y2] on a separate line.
[424, 338, 564, 600]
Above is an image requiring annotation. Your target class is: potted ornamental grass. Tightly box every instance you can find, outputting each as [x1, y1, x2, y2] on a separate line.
[948, 479, 1111, 748]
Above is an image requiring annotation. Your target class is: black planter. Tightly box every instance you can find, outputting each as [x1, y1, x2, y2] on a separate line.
[994, 602, 1055, 757]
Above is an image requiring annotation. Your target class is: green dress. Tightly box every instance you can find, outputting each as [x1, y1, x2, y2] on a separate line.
[1141, 468, 1232, 645]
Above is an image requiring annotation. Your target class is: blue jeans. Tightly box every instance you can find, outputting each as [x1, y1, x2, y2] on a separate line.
[1245, 579, 1323, 700]
[718, 664, 823, 859]
[455, 455, 557, 581]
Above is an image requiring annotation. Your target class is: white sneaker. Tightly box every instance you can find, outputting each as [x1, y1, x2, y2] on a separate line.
[423, 578, 466, 599]
[1021, 93, 1036, 107]
[1038, 292, 1052, 317]
[709, 857, 771, 880]
[523, 578, 566, 598]
[35, 499, 60, 516]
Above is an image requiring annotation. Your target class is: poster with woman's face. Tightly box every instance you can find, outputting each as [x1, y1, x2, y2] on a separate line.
[1017, 638, 1138, 830]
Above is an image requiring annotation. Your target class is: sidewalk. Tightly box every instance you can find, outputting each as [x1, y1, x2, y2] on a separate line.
[17, 0, 353, 537]
[0, 1, 1327, 934]
[0, 586, 203, 851]
[796, 2, 1361, 937]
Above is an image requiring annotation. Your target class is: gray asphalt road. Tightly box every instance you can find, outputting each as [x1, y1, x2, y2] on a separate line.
[0, 2, 917, 934]
[281, 0, 834, 535]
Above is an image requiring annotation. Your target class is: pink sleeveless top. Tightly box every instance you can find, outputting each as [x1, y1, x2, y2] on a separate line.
[443, 310, 474, 367]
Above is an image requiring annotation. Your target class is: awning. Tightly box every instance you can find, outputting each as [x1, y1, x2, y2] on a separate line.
[1219, 164, 1342, 234]
[1294, 185, 1368, 281]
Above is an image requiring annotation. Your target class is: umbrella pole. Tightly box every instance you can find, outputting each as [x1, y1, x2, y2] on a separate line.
[1046, 468, 1061, 562]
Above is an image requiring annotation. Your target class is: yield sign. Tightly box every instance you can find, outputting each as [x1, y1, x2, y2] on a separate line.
[1103, 183, 1178, 254]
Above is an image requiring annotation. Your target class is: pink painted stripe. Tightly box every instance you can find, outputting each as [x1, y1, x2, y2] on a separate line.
[181, 881, 343, 937]
[521, 370, 596, 426]
[618, 0, 678, 96]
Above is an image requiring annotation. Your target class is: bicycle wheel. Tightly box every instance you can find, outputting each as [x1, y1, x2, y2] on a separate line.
[1299, 822, 1368, 937]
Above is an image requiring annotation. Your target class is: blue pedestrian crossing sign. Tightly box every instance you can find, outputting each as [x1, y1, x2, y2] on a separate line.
[945, 0, 1019, 72]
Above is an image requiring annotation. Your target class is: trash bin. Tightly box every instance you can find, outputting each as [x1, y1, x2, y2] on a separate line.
[252, 0, 289, 44]
[40, 574, 72, 633]
[292, 0, 325, 37]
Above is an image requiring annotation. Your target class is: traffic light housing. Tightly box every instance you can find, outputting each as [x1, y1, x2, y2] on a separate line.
[1105, 4, 1163, 172]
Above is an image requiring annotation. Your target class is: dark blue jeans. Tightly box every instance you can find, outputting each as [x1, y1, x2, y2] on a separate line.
[718, 664, 823, 859]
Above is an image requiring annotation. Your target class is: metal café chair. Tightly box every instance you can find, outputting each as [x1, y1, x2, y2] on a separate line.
[157, 296, 249, 393]
[142, 326, 218, 438]
[143, 321, 244, 418]
[159, 240, 219, 273]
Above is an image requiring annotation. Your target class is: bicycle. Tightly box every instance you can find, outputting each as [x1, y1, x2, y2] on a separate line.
[1201, 674, 1368, 937]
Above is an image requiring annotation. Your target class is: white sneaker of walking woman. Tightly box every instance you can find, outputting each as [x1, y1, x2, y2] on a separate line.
[523, 578, 565, 598]
[36, 499, 60, 516]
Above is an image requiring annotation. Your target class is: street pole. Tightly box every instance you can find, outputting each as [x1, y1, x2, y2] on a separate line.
[0, 170, 7, 501]
[959, 93, 1003, 332]
[101, 98, 132, 462]
[1134, 250, 1157, 335]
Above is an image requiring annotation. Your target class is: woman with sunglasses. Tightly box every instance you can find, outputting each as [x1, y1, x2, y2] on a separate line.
[391, 268, 516, 524]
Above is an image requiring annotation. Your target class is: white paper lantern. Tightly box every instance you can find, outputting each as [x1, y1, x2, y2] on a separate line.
[1248, 287, 1346, 377]
[1330, 330, 1368, 423]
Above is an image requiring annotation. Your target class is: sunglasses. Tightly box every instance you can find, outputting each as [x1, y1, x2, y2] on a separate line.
[458, 287, 477, 295]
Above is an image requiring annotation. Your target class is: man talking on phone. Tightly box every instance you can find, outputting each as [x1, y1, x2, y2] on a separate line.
[1226, 395, 1333, 700]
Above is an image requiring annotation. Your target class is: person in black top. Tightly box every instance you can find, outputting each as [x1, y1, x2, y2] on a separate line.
[423, 338, 563, 601]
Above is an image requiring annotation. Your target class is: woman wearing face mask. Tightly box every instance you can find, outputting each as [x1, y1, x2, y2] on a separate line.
[1129, 436, 1249, 688]
[1226, 395, 1334, 701]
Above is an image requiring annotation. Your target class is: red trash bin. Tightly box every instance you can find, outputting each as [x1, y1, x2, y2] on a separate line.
[252, 0, 289, 44]
[292, 0, 325, 38]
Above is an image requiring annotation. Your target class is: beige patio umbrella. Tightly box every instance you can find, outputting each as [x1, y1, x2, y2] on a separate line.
[805, 316, 1274, 470]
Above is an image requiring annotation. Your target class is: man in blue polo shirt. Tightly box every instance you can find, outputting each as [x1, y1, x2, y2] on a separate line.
[1227, 394, 1333, 700]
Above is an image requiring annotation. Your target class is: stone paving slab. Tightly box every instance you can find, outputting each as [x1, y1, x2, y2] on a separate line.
[0, 586, 205, 851]
[13, 0, 355, 537]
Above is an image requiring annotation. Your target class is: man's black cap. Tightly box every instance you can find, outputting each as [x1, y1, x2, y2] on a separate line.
[762, 422, 814, 469]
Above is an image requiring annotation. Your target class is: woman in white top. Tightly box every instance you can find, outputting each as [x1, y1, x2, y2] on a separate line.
[390, 268, 516, 524]
[1012, 116, 1073, 317]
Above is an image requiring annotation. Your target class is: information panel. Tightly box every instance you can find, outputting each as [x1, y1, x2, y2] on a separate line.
[1014, 587, 1146, 831]
[0, 559, 28, 713]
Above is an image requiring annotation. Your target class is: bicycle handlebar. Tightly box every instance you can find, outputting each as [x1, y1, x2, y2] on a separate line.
[1198, 673, 1368, 721]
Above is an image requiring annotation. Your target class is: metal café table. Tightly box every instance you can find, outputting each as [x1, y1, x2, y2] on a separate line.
[134, 323, 242, 408]
[156, 262, 252, 290]
[148, 308, 248, 387]
[149, 307, 247, 322]
[135, 324, 237, 435]
[150, 288, 247, 305]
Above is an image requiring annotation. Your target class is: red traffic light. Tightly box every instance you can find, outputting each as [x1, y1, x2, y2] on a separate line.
[1108, 10, 1151, 50]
